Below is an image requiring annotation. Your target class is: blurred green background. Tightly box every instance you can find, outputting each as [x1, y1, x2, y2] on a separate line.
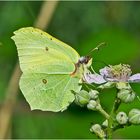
[0, 1, 140, 139]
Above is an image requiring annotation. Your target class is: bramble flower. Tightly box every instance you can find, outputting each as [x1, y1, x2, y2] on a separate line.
[85, 64, 140, 89]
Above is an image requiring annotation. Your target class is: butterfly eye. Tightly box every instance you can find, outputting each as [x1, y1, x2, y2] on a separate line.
[42, 79, 47, 84]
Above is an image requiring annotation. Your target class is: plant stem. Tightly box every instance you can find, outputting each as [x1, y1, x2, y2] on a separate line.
[97, 106, 110, 120]
[112, 98, 121, 114]
[106, 93, 121, 139]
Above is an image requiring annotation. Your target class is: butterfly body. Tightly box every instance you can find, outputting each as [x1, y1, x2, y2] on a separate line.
[11, 27, 92, 112]
[78, 56, 91, 65]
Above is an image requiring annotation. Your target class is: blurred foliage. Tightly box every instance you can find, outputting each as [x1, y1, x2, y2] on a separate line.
[0, 1, 140, 139]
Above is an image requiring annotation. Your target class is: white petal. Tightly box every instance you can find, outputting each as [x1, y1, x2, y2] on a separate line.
[99, 67, 109, 76]
[105, 77, 120, 82]
[128, 73, 140, 83]
[84, 73, 106, 84]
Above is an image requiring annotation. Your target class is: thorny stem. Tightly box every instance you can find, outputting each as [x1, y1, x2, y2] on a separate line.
[91, 88, 123, 139]
[106, 92, 121, 139]
[113, 98, 121, 114]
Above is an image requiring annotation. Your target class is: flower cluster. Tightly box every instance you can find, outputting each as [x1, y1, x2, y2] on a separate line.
[75, 63, 140, 139]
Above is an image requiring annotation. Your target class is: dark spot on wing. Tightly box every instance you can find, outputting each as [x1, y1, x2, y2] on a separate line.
[42, 79, 47, 84]
[50, 38, 52, 40]
[45, 47, 49, 51]
[41, 33, 43, 35]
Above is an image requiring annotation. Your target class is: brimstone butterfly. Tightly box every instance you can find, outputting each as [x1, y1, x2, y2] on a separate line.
[11, 27, 93, 112]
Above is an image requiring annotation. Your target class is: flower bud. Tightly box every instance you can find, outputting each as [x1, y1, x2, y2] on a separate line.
[90, 124, 106, 138]
[102, 120, 108, 128]
[116, 112, 128, 125]
[75, 90, 90, 106]
[117, 89, 135, 103]
[128, 109, 140, 125]
[116, 82, 131, 90]
[87, 100, 98, 110]
[88, 90, 99, 100]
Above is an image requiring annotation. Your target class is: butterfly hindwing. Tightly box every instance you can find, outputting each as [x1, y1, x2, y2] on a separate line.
[20, 73, 80, 112]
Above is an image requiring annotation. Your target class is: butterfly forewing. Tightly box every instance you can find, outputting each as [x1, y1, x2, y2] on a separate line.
[12, 27, 80, 74]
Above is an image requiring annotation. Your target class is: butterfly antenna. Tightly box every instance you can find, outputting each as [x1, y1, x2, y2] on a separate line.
[91, 66, 96, 73]
[87, 42, 106, 56]
[93, 60, 109, 67]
